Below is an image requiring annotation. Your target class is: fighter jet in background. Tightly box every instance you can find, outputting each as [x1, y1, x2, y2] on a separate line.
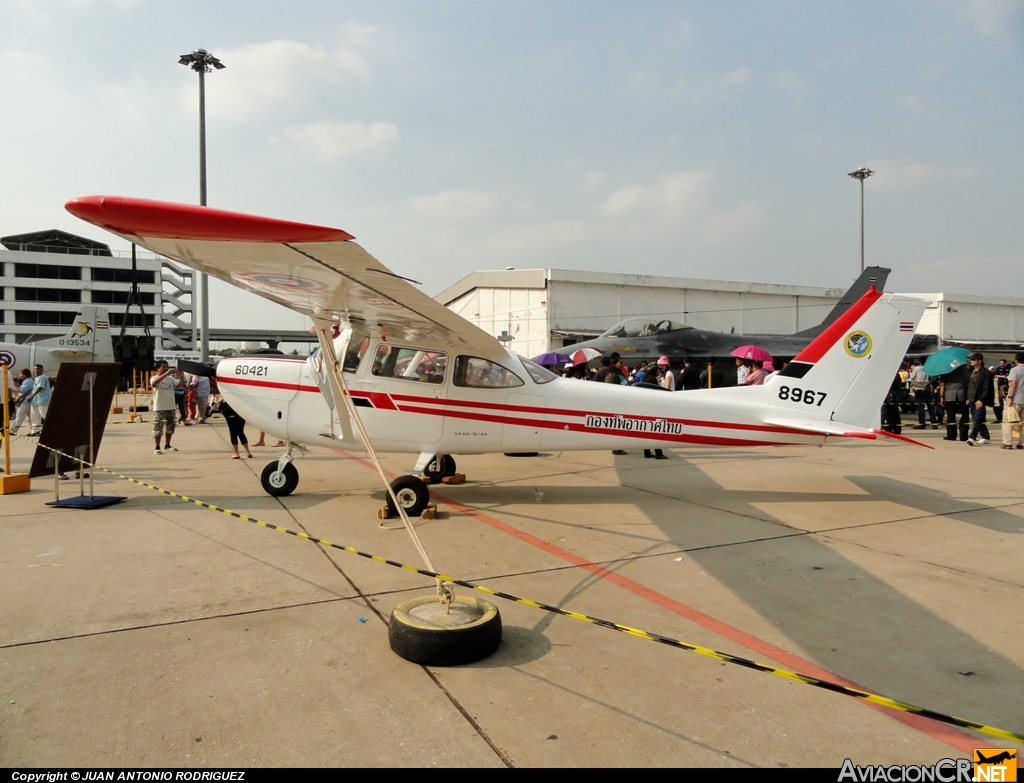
[569, 267, 891, 365]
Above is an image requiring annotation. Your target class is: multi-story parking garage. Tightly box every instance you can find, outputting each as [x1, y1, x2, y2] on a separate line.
[0, 229, 194, 350]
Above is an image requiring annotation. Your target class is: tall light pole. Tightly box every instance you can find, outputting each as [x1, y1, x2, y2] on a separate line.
[179, 48, 225, 362]
[847, 166, 874, 275]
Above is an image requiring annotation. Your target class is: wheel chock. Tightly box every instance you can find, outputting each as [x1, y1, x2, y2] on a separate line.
[441, 473, 466, 485]
[421, 476, 432, 485]
[0, 474, 31, 494]
[378, 505, 393, 520]
[420, 504, 437, 520]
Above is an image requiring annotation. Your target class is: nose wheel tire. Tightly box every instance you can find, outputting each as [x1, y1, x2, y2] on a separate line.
[261, 461, 299, 497]
[423, 454, 457, 482]
[387, 475, 430, 517]
[389, 594, 502, 666]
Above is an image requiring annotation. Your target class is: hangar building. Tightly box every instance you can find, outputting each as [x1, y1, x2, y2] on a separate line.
[435, 268, 1024, 359]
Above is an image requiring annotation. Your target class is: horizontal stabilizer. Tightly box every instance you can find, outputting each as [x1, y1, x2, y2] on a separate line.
[48, 348, 95, 357]
[764, 418, 934, 449]
[763, 417, 878, 439]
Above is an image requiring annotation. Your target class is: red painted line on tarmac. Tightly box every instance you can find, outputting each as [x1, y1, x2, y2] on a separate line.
[339, 450, 977, 752]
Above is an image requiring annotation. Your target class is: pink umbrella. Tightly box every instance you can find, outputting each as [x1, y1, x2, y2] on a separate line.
[569, 347, 603, 365]
[730, 345, 772, 362]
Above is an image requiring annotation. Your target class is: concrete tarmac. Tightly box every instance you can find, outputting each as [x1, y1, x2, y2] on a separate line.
[1, 415, 1022, 768]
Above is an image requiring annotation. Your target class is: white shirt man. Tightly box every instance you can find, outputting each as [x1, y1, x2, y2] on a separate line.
[151, 362, 184, 454]
[1002, 353, 1024, 449]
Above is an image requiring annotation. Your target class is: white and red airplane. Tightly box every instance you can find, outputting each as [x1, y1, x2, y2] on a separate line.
[66, 196, 929, 516]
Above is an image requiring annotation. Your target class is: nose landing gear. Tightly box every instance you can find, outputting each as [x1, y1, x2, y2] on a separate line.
[261, 461, 298, 496]
[260, 446, 301, 497]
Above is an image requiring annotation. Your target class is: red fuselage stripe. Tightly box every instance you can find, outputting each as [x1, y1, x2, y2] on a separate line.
[218, 376, 322, 394]
[218, 375, 809, 439]
[397, 403, 795, 446]
[385, 391, 793, 433]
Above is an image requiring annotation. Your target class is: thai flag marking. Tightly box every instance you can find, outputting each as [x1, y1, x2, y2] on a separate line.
[899, 321, 914, 332]
[96, 320, 109, 329]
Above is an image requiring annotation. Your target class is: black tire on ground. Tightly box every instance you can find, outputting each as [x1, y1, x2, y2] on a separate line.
[389, 594, 502, 666]
[386, 474, 430, 516]
[261, 461, 299, 497]
[423, 454, 457, 481]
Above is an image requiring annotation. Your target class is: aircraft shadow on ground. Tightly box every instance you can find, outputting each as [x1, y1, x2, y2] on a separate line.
[607, 457, 1024, 731]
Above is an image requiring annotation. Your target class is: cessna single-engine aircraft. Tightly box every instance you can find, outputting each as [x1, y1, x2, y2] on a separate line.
[0, 305, 113, 376]
[569, 266, 891, 367]
[66, 196, 929, 518]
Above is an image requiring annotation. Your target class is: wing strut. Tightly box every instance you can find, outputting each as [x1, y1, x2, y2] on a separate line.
[315, 321, 455, 604]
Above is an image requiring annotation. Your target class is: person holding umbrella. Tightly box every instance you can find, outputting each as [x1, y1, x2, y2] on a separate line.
[925, 347, 972, 442]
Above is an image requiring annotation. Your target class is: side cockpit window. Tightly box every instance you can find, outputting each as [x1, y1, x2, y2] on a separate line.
[453, 356, 524, 389]
[343, 330, 370, 373]
[371, 345, 447, 384]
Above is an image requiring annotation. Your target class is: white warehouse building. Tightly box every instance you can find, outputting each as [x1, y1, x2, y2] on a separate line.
[436, 269, 1024, 360]
[436, 269, 865, 360]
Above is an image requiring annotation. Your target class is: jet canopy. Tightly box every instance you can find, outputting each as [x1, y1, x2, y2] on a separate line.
[599, 318, 688, 339]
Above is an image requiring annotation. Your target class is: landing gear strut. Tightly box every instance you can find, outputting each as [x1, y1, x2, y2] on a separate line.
[423, 454, 457, 482]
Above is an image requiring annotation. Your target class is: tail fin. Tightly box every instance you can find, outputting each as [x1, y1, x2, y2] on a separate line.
[764, 289, 928, 430]
[794, 266, 891, 338]
[39, 305, 114, 362]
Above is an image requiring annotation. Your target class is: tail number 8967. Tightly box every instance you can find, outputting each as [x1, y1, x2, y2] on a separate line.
[778, 385, 826, 406]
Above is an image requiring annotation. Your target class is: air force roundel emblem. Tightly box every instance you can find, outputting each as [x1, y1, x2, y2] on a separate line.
[844, 331, 872, 358]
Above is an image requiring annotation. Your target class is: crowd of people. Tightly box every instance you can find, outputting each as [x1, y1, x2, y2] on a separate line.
[555, 349, 1024, 452]
[883, 352, 1024, 448]
[5, 364, 52, 438]
[2, 359, 285, 464]
[148, 360, 283, 458]
[558, 351, 788, 459]
[560, 352, 780, 391]
[6, 349, 1021, 463]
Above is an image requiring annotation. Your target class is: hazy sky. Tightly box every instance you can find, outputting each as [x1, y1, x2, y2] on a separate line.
[2, 0, 1022, 331]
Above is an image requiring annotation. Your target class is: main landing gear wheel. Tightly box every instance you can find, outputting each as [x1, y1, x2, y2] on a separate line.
[389, 594, 502, 665]
[387, 475, 430, 517]
[423, 454, 457, 482]
[261, 461, 299, 497]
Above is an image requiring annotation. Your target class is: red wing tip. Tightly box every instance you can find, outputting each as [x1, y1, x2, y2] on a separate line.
[842, 431, 878, 440]
[65, 195, 355, 243]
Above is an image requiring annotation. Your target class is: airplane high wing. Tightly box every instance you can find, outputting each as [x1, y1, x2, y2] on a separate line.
[65, 196, 501, 357]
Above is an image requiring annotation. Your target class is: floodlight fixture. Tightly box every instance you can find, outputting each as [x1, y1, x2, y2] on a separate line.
[847, 166, 875, 275]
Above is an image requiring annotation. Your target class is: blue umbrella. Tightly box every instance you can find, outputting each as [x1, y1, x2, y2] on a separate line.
[922, 346, 971, 377]
[532, 352, 571, 366]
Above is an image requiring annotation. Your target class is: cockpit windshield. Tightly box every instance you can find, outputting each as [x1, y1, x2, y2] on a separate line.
[598, 318, 687, 338]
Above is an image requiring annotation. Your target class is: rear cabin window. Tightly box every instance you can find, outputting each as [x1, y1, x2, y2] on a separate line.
[371, 345, 447, 384]
[453, 357, 524, 389]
